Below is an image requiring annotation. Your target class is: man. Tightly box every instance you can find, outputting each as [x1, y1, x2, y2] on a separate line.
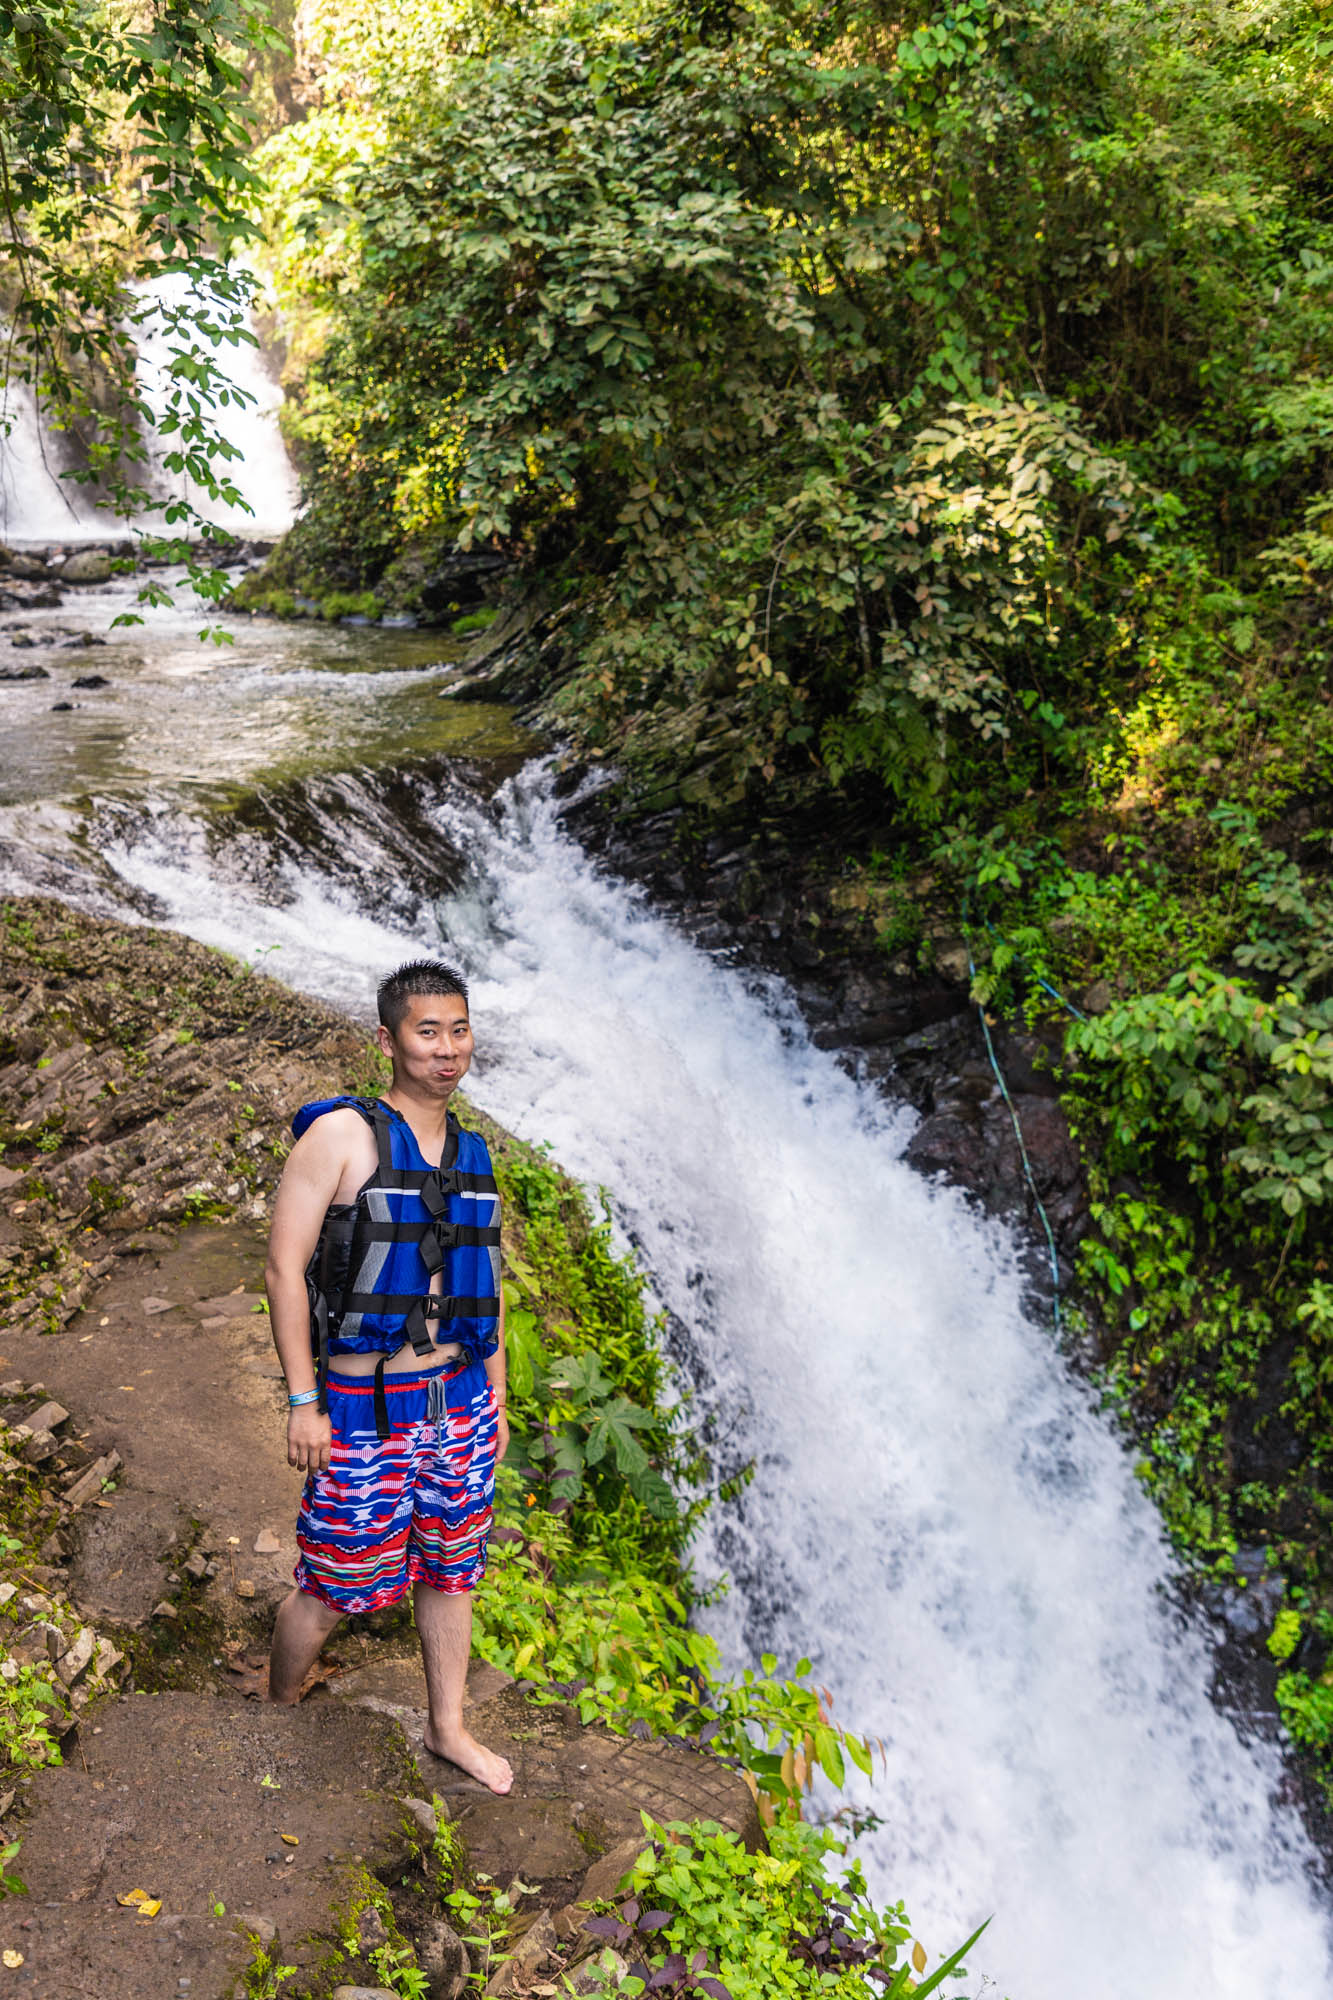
[264, 958, 513, 1795]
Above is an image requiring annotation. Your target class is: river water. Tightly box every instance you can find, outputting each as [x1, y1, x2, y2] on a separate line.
[2, 572, 1331, 1997]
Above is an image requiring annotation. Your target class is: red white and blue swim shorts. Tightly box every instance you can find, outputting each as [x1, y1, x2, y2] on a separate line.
[294, 1356, 498, 1615]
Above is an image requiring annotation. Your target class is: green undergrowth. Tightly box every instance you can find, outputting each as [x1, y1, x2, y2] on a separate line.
[919, 620, 1333, 1787]
[580, 1816, 987, 2000]
[453, 1103, 873, 1815]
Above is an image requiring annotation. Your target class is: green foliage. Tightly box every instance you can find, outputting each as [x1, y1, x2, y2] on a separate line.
[475, 1478, 871, 1811]
[320, 590, 382, 621]
[0, 1660, 67, 1773]
[258, 0, 1333, 818]
[578, 1816, 987, 2000]
[1, 0, 284, 608]
[493, 1137, 696, 1574]
[1268, 1608, 1303, 1664]
[0, 1840, 26, 1902]
[1067, 965, 1333, 1245]
[1276, 1672, 1333, 1758]
[510, 1347, 677, 1520]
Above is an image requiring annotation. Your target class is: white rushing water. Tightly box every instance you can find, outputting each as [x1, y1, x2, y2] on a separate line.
[34, 760, 1329, 2000]
[0, 271, 297, 543]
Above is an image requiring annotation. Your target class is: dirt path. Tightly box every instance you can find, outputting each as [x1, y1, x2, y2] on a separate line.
[0, 901, 757, 1998]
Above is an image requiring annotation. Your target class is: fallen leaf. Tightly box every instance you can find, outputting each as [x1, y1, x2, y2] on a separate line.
[226, 1536, 240, 1547]
[2, 1948, 23, 1967]
[259, 1774, 281, 1789]
[116, 1888, 159, 1914]
[280, 1833, 299, 1847]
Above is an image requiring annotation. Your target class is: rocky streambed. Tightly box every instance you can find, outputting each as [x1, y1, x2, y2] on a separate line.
[0, 899, 757, 1999]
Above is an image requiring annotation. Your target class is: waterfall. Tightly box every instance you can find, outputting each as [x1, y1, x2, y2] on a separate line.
[132, 271, 299, 539]
[0, 271, 297, 543]
[13, 756, 1327, 2000]
[0, 375, 112, 541]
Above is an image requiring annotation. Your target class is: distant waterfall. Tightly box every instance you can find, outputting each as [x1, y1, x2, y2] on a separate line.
[132, 271, 299, 539]
[0, 271, 298, 543]
[0, 375, 112, 541]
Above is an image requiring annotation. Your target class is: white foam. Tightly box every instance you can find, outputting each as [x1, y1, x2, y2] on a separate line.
[8, 760, 1330, 1997]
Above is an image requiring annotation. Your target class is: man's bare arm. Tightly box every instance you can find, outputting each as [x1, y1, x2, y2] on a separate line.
[265, 1112, 360, 1473]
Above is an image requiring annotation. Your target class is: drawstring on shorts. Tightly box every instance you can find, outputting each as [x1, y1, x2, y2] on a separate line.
[370, 1354, 464, 1443]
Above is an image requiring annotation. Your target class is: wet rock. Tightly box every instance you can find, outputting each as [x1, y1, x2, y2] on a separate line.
[64, 1450, 120, 1509]
[357, 1903, 388, 1948]
[416, 1912, 469, 1998]
[50, 700, 75, 711]
[482, 1910, 556, 1994]
[56, 1625, 95, 1685]
[0, 662, 49, 680]
[401, 1795, 438, 1841]
[418, 546, 512, 617]
[60, 551, 113, 585]
[26, 1401, 69, 1433]
[579, 1834, 647, 1904]
[71, 672, 110, 688]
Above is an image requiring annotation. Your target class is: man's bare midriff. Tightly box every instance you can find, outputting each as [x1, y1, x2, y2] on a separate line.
[327, 1109, 463, 1377]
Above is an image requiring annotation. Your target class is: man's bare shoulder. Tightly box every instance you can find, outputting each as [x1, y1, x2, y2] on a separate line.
[288, 1105, 375, 1171]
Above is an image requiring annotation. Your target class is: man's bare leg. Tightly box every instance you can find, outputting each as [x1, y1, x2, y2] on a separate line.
[414, 1582, 513, 1794]
[269, 1586, 343, 1704]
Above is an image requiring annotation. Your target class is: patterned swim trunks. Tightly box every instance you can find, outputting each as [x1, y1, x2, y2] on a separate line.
[294, 1356, 498, 1615]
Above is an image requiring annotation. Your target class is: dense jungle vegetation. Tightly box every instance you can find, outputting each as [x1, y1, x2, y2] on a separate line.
[6, 0, 1333, 1840]
[242, 0, 1333, 1784]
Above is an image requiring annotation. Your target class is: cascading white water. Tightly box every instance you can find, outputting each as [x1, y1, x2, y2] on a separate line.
[44, 759, 1332, 2000]
[132, 272, 299, 538]
[0, 376, 112, 540]
[0, 271, 297, 543]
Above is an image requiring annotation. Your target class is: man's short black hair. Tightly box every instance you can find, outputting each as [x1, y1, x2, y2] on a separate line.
[377, 959, 470, 1034]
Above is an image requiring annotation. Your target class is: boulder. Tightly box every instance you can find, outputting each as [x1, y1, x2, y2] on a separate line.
[60, 550, 113, 584]
[0, 663, 49, 681]
[416, 1912, 470, 1999]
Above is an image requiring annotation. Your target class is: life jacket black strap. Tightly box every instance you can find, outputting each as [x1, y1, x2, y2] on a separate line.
[351, 1221, 501, 1249]
[342, 1291, 500, 1319]
[306, 1278, 330, 1414]
[374, 1356, 390, 1442]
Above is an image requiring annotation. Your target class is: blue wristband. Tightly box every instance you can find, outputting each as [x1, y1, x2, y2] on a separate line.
[288, 1389, 320, 1409]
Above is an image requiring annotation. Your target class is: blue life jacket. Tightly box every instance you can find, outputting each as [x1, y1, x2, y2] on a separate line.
[295, 1097, 501, 1405]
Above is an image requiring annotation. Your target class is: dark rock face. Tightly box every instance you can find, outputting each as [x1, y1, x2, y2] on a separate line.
[418, 546, 513, 616]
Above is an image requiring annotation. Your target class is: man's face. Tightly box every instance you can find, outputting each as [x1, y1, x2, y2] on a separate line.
[378, 991, 474, 1100]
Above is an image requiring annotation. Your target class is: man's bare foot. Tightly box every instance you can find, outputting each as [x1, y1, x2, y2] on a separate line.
[424, 1724, 514, 1795]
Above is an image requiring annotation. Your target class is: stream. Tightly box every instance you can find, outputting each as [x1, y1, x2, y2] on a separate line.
[2, 567, 1332, 1996]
